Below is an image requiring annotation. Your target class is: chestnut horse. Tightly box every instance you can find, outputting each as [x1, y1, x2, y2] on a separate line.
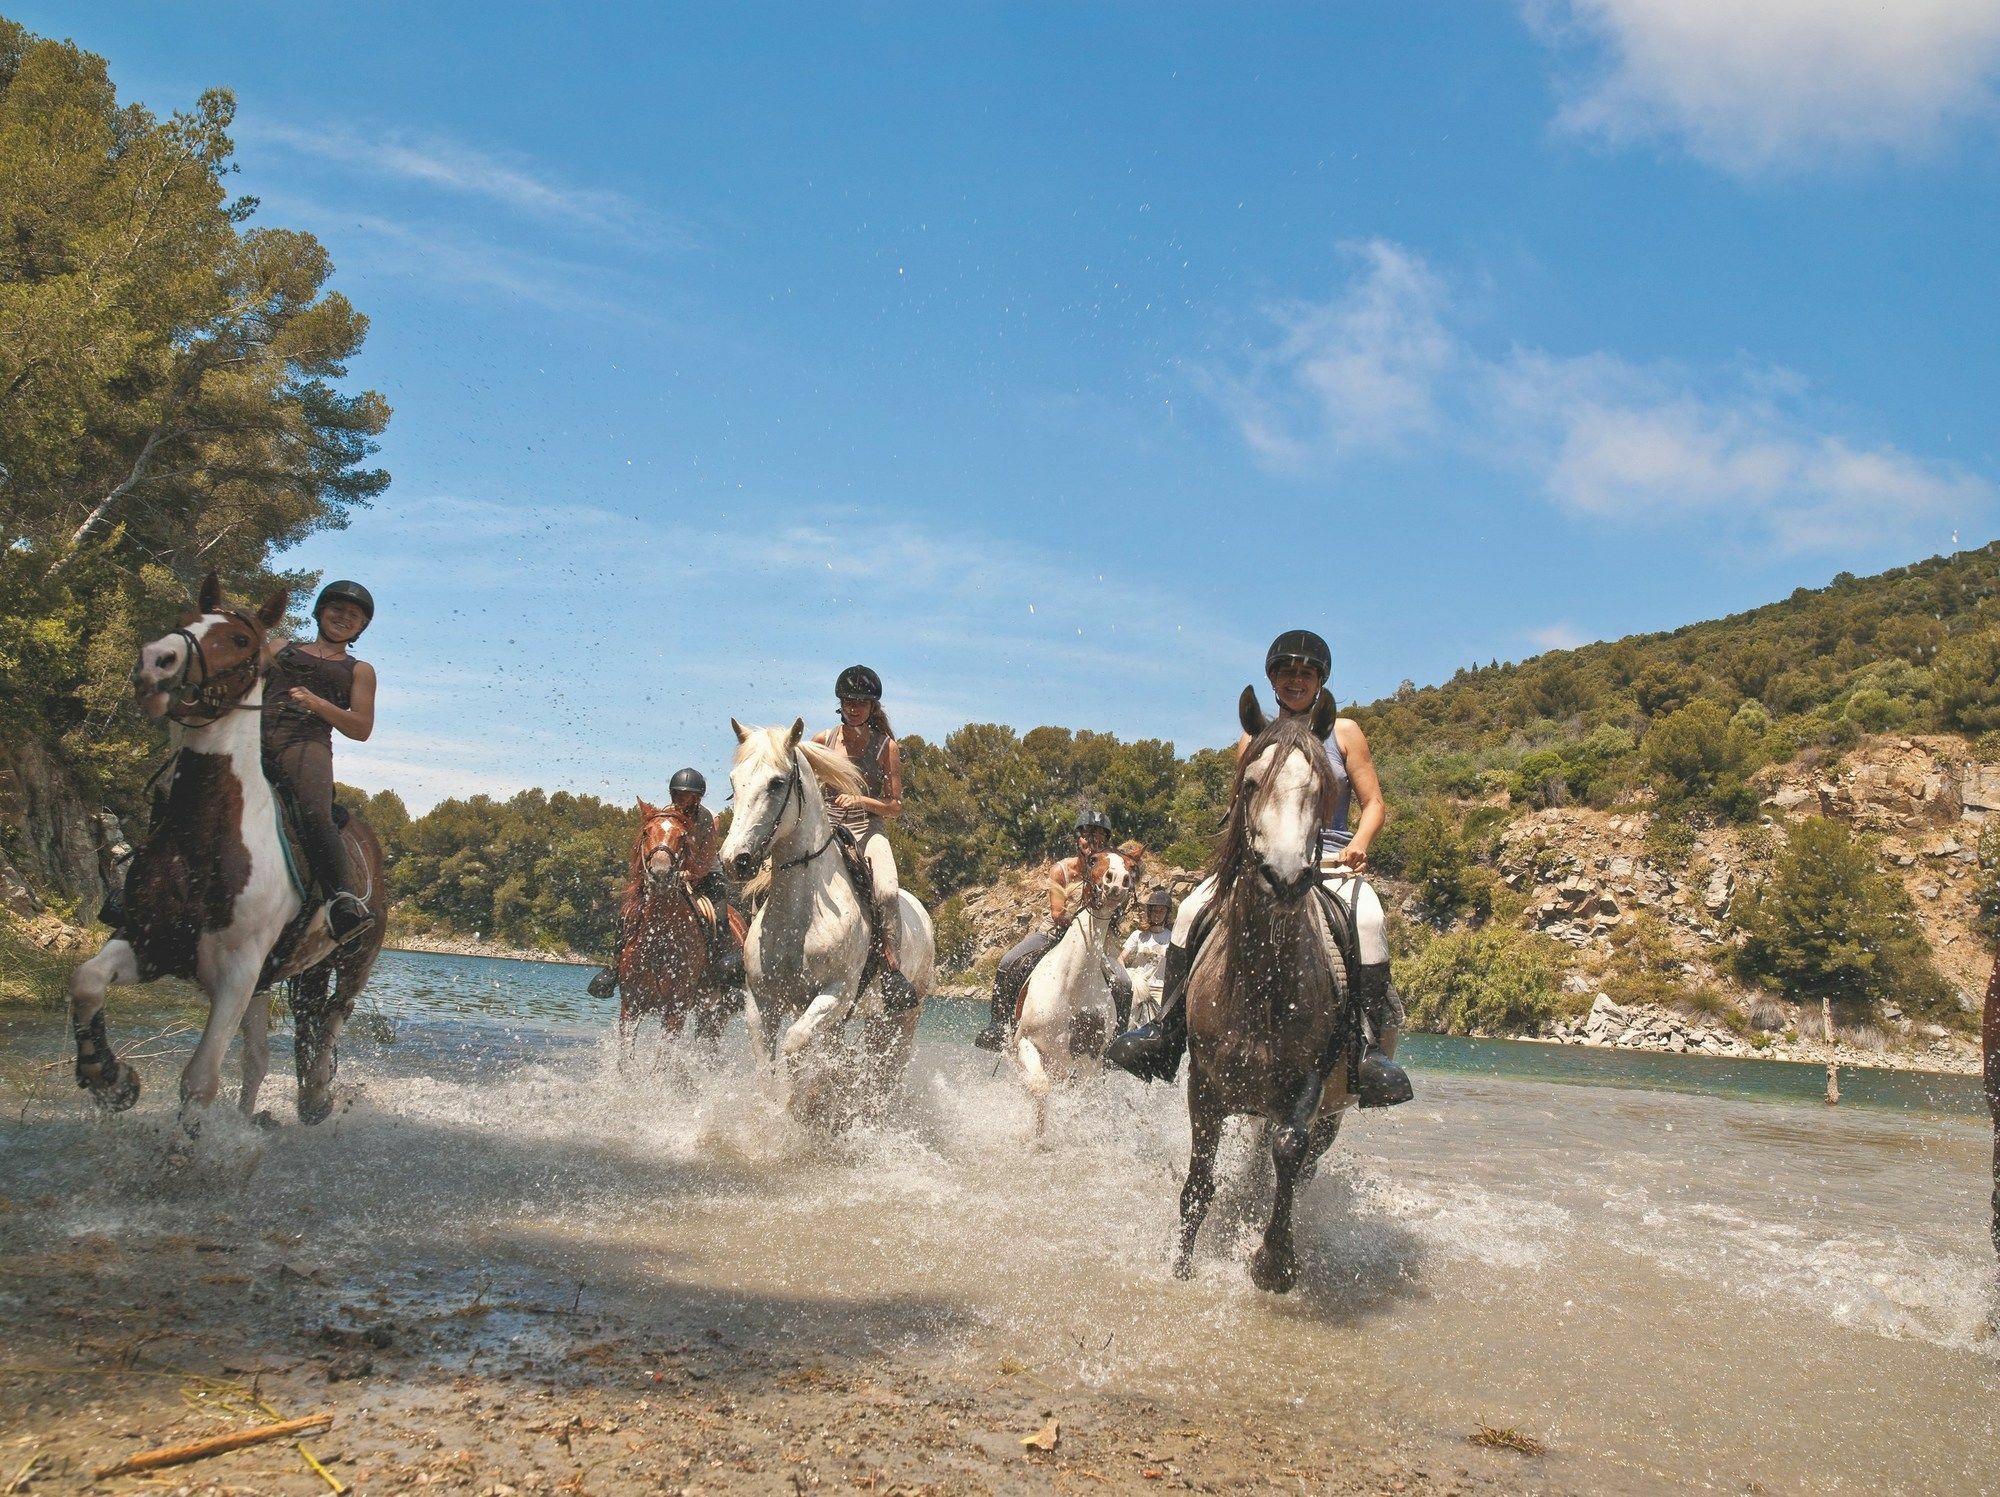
[1174, 696, 1354, 1292]
[613, 801, 739, 1046]
[67, 574, 386, 1128]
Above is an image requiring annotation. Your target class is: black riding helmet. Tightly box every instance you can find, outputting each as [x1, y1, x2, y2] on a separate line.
[1266, 628, 1330, 680]
[835, 664, 883, 701]
[1144, 887, 1172, 909]
[1075, 810, 1112, 837]
[669, 768, 706, 798]
[315, 579, 375, 623]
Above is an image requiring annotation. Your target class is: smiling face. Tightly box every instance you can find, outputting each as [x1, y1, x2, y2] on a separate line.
[316, 598, 369, 645]
[1268, 657, 1324, 716]
[839, 696, 874, 729]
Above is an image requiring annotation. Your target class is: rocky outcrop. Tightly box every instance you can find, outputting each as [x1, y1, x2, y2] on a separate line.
[0, 739, 124, 913]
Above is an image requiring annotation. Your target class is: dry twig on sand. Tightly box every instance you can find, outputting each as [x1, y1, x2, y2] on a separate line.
[1470, 1422, 1547, 1455]
[93, 1412, 335, 1477]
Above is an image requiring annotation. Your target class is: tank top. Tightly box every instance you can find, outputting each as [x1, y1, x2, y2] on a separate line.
[821, 725, 891, 839]
[263, 643, 358, 751]
[1317, 729, 1354, 859]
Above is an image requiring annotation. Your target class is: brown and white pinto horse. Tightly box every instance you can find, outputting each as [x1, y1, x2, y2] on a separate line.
[613, 801, 739, 1046]
[66, 574, 386, 1128]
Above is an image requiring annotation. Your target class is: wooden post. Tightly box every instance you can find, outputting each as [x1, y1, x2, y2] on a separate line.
[1823, 991, 1839, 1106]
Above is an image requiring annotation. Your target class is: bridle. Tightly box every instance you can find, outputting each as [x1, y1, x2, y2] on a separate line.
[733, 752, 838, 875]
[1244, 740, 1330, 906]
[160, 609, 271, 726]
[640, 813, 688, 893]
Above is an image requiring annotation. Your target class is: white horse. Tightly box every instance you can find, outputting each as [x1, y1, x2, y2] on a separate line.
[1012, 850, 1135, 1139]
[718, 719, 935, 1128]
[66, 574, 385, 1132]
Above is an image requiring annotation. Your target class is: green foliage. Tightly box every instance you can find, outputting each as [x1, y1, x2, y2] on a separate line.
[1374, 798, 1492, 924]
[1399, 925, 1566, 1035]
[1730, 818, 1955, 1020]
[1974, 820, 2000, 943]
[931, 894, 978, 973]
[0, 17, 388, 861]
[1640, 700, 1762, 820]
[1932, 630, 2000, 734]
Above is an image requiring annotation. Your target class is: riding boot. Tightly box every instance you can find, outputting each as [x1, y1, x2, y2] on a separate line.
[876, 930, 922, 1015]
[707, 913, 745, 991]
[327, 892, 375, 949]
[974, 969, 1014, 1052]
[1105, 942, 1190, 1083]
[1353, 961, 1413, 1108]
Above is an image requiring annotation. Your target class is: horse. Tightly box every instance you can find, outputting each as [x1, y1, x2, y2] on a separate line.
[717, 719, 935, 1129]
[1012, 849, 1136, 1139]
[66, 573, 387, 1129]
[1173, 693, 1355, 1292]
[1984, 950, 1998, 1257]
[612, 801, 738, 1048]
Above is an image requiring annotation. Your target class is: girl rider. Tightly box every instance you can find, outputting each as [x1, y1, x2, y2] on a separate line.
[975, 810, 1136, 1051]
[263, 580, 378, 948]
[1121, 887, 1174, 1028]
[812, 666, 918, 1009]
[666, 768, 743, 988]
[1106, 629, 1412, 1108]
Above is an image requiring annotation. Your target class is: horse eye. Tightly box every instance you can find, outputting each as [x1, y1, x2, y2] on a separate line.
[768, 777, 784, 792]
[232, 634, 249, 648]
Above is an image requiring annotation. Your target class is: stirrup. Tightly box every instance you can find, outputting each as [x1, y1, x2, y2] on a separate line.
[586, 968, 618, 999]
[1356, 1046, 1413, 1108]
[878, 964, 922, 1015]
[327, 894, 374, 947]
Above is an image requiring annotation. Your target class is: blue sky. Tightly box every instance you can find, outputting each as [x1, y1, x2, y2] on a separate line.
[28, 2, 2000, 807]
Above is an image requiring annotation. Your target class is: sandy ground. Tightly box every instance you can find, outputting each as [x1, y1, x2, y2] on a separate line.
[0, 1217, 1547, 1496]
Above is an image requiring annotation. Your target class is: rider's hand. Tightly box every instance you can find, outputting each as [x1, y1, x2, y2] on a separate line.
[1335, 845, 1368, 873]
[830, 793, 856, 810]
[285, 687, 325, 716]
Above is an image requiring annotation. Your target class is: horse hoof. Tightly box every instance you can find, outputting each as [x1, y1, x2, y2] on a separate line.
[91, 1065, 141, 1113]
[1172, 1252, 1195, 1282]
[251, 1110, 280, 1131]
[297, 1089, 335, 1126]
[1249, 1247, 1297, 1294]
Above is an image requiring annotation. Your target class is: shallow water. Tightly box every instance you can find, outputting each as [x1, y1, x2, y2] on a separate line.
[3, 949, 1995, 1493]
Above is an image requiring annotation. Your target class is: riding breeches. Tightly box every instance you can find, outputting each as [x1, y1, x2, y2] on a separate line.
[860, 830, 900, 932]
[1170, 868, 1388, 966]
[265, 738, 355, 900]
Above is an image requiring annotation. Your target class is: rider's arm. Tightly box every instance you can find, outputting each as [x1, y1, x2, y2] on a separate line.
[290, 660, 376, 742]
[865, 737, 904, 819]
[1336, 718, 1386, 869]
[1048, 862, 1072, 926]
[1120, 929, 1144, 967]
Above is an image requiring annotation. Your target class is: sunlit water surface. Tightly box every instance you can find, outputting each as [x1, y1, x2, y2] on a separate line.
[2, 949, 1995, 1493]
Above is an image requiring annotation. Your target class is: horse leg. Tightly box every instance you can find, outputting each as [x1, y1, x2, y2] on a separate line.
[1174, 1085, 1224, 1281]
[1252, 1072, 1324, 1294]
[1297, 1110, 1346, 1190]
[238, 987, 271, 1119]
[180, 948, 262, 1123]
[68, 939, 142, 1111]
[292, 962, 350, 1126]
[780, 991, 844, 1060]
[1016, 1035, 1052, 1143]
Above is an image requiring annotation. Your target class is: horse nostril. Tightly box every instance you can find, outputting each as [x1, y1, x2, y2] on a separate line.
[732, 853, 755, 879]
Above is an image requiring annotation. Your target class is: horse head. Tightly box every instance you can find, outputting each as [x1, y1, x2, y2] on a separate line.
[1082, 849, 1137, 918]
[720, 717, 807, 881]
[133, 571, 288, 724]
[1224, 716, 1332, 904]
[635, 801, 690, 890]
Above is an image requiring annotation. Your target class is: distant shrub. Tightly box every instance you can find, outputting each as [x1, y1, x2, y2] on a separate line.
[1841, 687, 1904, 732]
[1748, 997, 1790, 1032]
[1933, 629, 2000, 733]
[1399, 926, 1565, 1035]
[1729, 817, 1954, 1022]
[1973, 820, 2000, 942]
[932, 894, 979, 973]
[1641, 699, 1762, 821]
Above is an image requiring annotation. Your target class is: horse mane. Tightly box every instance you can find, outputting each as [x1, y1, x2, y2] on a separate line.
[1209, 716, 1332, 890]
[796, 738, 868, 801]
[728, 728, 868, 907]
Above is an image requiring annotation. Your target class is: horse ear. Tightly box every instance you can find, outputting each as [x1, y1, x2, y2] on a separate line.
[255, 588, 288, 627]
[637, 798, 655, 817]
[1310, 688, 1338, 741]
[730, 717, 749, 744]
[198, 572, 222, 613]
[1238, 686, 1269, 738]
[786, 717, 804, 750]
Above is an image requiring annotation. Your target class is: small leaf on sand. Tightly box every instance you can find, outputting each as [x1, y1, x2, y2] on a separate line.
[1021, 1416, 1060, 1452]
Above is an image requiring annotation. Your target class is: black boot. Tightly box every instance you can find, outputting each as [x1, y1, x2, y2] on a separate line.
[973, 977, 1011, 1051]
[1105, 942, 1190, 1083]
[708, 918, 745, 991]
[1353, 962, 1413, 1108]
[327, 891, 375, 949]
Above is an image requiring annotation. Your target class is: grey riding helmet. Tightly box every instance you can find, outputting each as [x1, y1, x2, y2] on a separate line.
[1144, 888, 1172, 910]
[669, 768, 706, 797]
[1075, 810, 1112, 837]
[314, 579, 375, 622]
[1265, 628, 1330, 680]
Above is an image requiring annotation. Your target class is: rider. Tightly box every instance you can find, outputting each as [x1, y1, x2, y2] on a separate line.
[263, 580, 378, 948]
[1120, 888, 1174, 1026]
[812, 666, 919, 1009]
[975, 810, 1135, 1051]
[1105, 630, 1412, 1107]
[666, 768, 744, 989]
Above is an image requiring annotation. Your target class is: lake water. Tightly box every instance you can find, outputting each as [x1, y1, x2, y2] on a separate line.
[2, 948, 1995, 1492]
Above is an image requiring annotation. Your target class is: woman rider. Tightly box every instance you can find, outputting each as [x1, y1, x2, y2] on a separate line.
[812, 666, 918, 1009]
[1120, 887, 1175, 1028]
[666, 768, 744, 988]
[1106, 629, 1412, 1108]
[262, 580, 378, 948]
[975, 810, 1136, 1051]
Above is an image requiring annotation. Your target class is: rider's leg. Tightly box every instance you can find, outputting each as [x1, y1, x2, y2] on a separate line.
[1106, 877, 1212, 1082]
[698, 870, 744, 987]
[272, 739, 373, 946]
[863, 833, 919, 1011]
[977, 929, 1051, 1050]
[1330, 874, 1412, 1108]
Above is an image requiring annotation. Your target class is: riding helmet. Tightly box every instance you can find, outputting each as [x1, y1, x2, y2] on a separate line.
[1144, 887, 1172, 910]
[315, 579, 375, 622]
[1265, 628, 1330, 680]
[835, 664, 883, 701]
[1075, 809, 1113, 836]
[669, 767, 706, 797]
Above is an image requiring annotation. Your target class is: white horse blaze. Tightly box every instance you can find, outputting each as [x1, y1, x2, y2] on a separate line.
[1244, 742, 1319, 884]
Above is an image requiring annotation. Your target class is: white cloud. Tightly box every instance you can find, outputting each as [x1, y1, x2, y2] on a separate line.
[1190, 240, 1452, 468]
[1198, 242, 1994, 553]
[242, 121, 686, 244]
[1529, 0, 2000, 172]
[1526, 623, 1589, 651]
